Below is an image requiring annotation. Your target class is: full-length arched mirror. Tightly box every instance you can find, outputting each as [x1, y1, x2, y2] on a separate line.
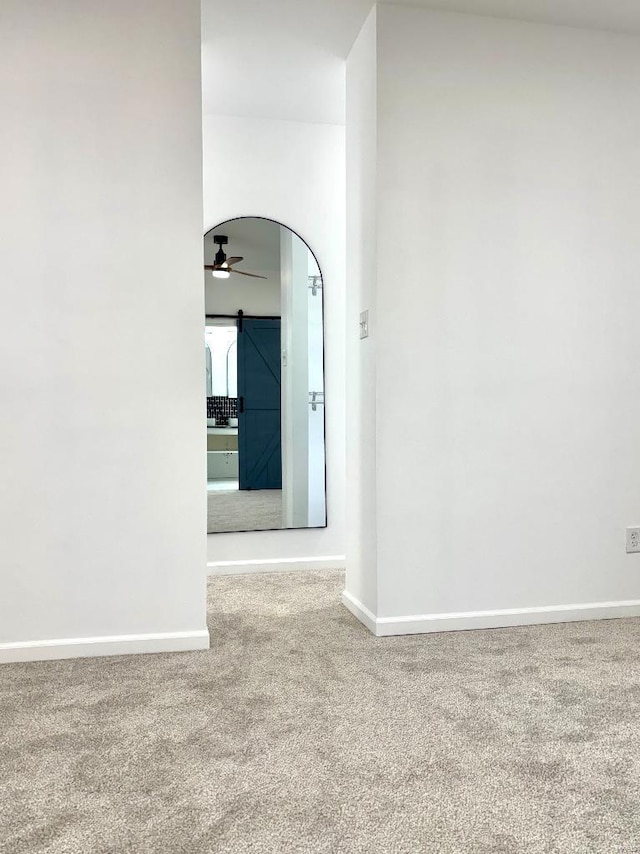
[204, 217, 327, 534]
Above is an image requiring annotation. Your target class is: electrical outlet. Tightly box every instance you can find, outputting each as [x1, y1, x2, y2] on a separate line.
[626, 527, 640, 554]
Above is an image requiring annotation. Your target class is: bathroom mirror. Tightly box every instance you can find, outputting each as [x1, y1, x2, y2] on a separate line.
[204, 217, 326, 534]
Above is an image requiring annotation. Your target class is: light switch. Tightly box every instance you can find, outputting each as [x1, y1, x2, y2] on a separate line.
[360, 310, 369, 339]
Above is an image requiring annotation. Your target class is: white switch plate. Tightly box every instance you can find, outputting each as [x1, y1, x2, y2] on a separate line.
[626, 527, 640, 554]
[360, 310, 369, 339]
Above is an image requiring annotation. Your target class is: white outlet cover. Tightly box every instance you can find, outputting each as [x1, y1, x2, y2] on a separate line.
[626, 527, 640, 554]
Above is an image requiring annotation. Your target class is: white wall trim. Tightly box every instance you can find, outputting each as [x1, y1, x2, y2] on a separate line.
[0, 629, 210, 664]
[341, 590, 378, 634]
[207, 555, 346, 575]
[341, 592, 640, 637]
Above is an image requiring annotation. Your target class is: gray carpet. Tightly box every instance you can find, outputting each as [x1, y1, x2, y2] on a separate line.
[2, 570, 640, 853]
[207, 488, 283, 533]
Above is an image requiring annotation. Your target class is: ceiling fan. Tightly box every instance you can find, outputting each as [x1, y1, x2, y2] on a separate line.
[204, 235, 267, 280]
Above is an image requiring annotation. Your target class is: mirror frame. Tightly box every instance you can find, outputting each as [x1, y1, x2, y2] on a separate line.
[204, 215, 328, 534]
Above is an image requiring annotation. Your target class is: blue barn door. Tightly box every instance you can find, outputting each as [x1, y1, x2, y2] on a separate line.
[237, 318, 282, 490]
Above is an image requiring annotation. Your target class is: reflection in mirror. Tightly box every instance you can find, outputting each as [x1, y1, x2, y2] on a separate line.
[204, 217, 326, 534]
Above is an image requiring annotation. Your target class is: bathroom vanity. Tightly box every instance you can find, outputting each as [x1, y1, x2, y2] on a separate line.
[207, 427, 238, 480]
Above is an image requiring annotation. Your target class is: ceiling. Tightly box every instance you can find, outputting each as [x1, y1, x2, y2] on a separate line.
[202, 0, 640, 124]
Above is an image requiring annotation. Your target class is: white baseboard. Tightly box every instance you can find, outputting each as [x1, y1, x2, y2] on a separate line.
[341, 590, 378, 634]
[342, 591, 640, 637]
[207, 555, 346, 575]
[0, 629, 210, 664]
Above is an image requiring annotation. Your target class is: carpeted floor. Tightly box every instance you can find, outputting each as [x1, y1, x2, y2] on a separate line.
[2, 570, 640, 853]
[207, 488, 283, 533]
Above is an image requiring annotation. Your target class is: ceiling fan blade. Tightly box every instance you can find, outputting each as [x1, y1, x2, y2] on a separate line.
[226, 256, 243, 265]
[204, 265, 219, 270]
[230, 268, 268, 280]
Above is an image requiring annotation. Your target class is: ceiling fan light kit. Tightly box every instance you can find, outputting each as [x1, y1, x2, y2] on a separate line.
[211, 263, 230, 280]
[204, 234, 267, 280]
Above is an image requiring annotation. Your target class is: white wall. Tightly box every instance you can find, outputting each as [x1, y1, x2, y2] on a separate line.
[307, 253, 327, 528]
[205, 275, 281, 317]
[0, 0, 208, 660]
[203, 114, 346, 569]
[346, 4, 640, 632]
[345, 8, 379, 615]
[281, 229, 311, 529]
